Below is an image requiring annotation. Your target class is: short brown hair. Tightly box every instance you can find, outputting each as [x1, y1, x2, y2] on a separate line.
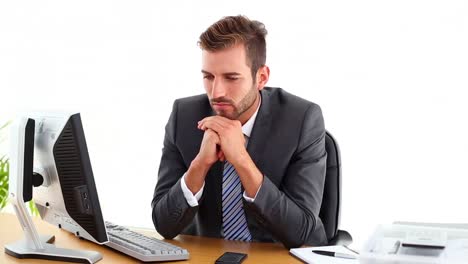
[198, 15, 268, 80]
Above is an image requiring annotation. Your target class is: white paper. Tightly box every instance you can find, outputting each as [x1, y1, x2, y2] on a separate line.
[290, 245, 359, 264]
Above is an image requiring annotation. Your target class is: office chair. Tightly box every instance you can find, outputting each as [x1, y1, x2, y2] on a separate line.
[319, 131, 353, 246]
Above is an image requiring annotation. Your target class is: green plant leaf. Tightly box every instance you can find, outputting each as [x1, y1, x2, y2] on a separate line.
[0, 120, 11, 131]
[28, 201, 39, 216]
[0, 156, 9, 211]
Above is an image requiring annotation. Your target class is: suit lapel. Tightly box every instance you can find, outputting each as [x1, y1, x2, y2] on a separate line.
[247, 89, 273, 170]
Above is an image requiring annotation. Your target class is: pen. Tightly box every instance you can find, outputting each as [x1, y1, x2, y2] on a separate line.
[312, 250, 357, 259]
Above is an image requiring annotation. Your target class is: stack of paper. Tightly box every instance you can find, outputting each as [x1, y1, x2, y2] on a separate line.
[290, 245, 358, 264]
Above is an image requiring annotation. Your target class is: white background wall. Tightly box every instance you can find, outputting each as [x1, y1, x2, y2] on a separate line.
[1, 0, 467, 248]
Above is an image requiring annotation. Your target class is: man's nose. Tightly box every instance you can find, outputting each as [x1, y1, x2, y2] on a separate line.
[211, 78, 226, 99]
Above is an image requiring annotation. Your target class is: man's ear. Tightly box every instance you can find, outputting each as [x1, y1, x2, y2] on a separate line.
[256, 65, 270, 90]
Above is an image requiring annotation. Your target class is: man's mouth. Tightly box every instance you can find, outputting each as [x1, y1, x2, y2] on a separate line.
[212, 103, 232, 110]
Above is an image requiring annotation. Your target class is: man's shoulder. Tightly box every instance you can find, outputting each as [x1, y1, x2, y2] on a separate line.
[173, 94, 211, 112]
[170, 94, 212, 123]
[262, 87, 319, 110]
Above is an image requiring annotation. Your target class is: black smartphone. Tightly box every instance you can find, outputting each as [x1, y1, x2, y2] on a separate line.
[215, 252, 247, 264]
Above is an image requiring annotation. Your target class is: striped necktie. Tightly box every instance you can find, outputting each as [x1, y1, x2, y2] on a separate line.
[221, 161, 252, 241]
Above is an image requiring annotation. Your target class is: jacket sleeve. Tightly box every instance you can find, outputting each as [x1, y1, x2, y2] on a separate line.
[151, 100, 199, 239]
[244, 104, 327, 248]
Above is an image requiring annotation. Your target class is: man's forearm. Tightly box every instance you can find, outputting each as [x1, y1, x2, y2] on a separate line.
[231, 152, 264, 198]
[185, 158, 211, 194]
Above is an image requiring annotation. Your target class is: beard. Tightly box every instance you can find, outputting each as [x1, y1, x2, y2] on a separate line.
[211, 84, 258, 120]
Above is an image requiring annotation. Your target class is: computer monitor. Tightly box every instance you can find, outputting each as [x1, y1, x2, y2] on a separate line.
[32, 112, 108, 244]
[5, 112, 107, 263]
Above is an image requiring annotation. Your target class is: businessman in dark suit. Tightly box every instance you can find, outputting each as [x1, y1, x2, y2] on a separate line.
[151, 15, 327, 248]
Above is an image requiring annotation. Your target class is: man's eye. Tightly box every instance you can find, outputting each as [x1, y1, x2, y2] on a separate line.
[203, 75, 214, 80]
[226, 77, 238, 81]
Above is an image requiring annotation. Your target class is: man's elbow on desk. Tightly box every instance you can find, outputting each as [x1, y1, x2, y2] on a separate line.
[151, 209, 173, 239]
[151, 201, 183, 240]
[275, 219, 317, 249]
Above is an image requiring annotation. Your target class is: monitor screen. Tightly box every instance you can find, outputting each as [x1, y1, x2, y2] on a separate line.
[31, 112, 108, 244]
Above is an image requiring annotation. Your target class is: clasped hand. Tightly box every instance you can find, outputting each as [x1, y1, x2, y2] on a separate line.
[197, 116, 247, 166]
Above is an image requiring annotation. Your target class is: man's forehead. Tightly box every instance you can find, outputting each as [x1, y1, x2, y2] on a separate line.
[201, 45, 250, 73]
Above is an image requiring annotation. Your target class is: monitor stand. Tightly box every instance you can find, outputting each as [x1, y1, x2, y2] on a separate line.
[4, 117, 102, 263]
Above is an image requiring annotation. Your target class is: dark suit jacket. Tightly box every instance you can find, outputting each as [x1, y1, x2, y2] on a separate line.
[151, 87, 328, 248]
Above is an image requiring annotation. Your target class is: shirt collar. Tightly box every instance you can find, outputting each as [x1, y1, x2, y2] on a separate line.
[241, 96, 261, 138]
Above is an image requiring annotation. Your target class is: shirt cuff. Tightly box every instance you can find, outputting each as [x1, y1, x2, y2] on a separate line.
[243, 182, 262, 203]
[180, 173, 205, 207]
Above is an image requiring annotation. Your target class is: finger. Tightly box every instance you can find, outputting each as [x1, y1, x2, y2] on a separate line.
[199, 116, 236, 128]
[200, 119, 227, 134]
[198, 118, 213, 129]
[198, 118, 214, 130]
[198, 118, 216, 129]
[198, 117, 210, 128]
[203, 129, 219, 146]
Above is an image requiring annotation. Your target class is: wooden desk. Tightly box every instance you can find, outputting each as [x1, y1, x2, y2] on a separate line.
[0, 213, 302, 264]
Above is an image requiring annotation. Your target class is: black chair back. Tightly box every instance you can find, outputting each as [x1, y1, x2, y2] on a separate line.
[319, 131, 342, 242]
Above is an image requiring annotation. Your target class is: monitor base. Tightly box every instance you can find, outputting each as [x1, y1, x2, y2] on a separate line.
[5, 234, 102, 263]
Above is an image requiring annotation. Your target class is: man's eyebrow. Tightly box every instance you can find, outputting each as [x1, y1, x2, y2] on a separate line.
[201, 70, 242, 76]
[223, 72, 241, 76]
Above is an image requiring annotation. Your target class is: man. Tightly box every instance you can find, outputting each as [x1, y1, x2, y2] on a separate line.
[151, 15, 327, 248]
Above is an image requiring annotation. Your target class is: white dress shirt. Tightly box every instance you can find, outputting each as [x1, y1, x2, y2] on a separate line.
[181, 99, 262, 207]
